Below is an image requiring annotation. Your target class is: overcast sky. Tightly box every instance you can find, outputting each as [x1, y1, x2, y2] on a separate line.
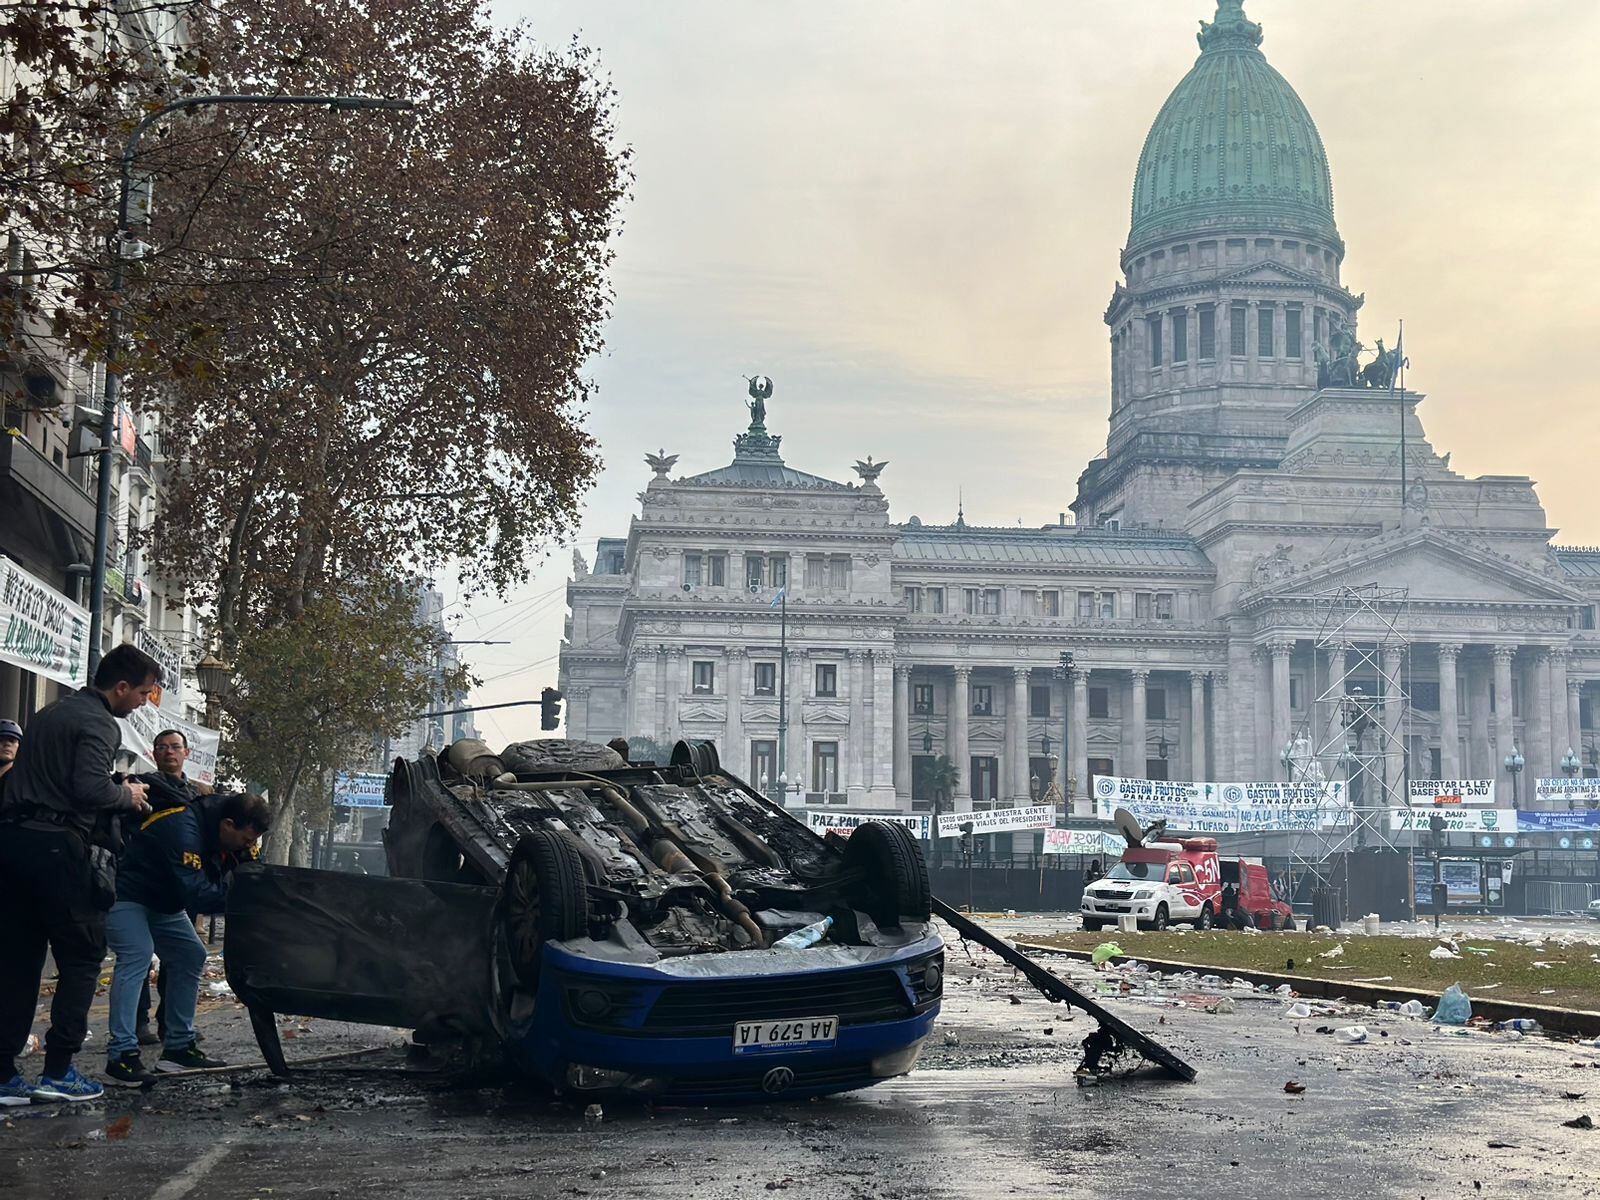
[445, 0, 1600, 746]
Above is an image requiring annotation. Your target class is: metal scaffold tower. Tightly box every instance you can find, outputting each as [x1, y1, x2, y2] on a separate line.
[1283, 584, 1413, 896]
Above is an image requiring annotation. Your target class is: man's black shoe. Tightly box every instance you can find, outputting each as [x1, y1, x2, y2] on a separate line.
[135, 1024, 160, 1047]
[156, 1042, 226, 1073]
[104, 1051, 156, 1088]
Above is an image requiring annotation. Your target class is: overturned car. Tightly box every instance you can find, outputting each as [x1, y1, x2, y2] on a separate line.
[224, 738, 942, 1103]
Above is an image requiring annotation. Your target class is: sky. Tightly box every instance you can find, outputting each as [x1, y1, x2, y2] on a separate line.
[444, 0, 1600, 747]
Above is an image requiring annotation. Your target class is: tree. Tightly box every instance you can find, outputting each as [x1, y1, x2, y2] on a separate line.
[916, 754, 960, 869]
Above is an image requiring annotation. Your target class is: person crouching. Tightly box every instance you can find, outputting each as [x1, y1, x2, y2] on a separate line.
[103, 793, 271, 1083]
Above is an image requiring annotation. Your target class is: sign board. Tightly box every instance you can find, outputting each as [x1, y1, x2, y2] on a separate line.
[1407, 779, 1496, 808]
[1389, 806, 1516, 834]
[1042, 828, 1122, 857]
[937, 805, 1055, 838]
[1516, 809, 1600, 832]
[802, 810, 931, 840]
[333, 772, 389, 809]
[1092, 776, 1351, 833]
[0, 557, 89, 687]
[118, 702, 221, 787]
[1412, 858, 1484, 905]
[135, 626, 185, 713]
[1535, 779, 1600, 808]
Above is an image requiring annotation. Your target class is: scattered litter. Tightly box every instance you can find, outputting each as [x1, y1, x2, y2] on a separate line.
[1335, 1025, 1369, 1044]
[1477, 983, 1502, 990]
[1487, 1140, 1520, 1150]
[1562, 1115, 1594, 1131]
[1501, 1030, 1524, 1042]
[105, 1117, 132, 1142]
[1284, 1080, 1306, 1094]
[1274, 983, 1293, 997]
[1532, 962, 1554, 970]
[1318, 944, 1345, 959]
[1214, 997, 1238, 1015]
[1429, 946, 1460, 960]
[206, 982, 234, 998]
[1353, 976, 1394, 983]
[1432, 984, 1472, 1026]
[1286, 1002, 1313, 1019]
[1091, 942, 1123, 966]
[944, 1032, 960, 1047]
[1008, 994, 1022, 1005]
[1498, 1019, 1542, 1035]
[21, 1034, 39, 1059]
[583, 1104, 603, 1123]
[1240, 926, 1260, 936]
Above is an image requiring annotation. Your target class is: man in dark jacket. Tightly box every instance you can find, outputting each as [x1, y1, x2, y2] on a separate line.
[133, 728, 201, 1047]
[0, 644, 159, 1106]
[103, 791, 270, 1082]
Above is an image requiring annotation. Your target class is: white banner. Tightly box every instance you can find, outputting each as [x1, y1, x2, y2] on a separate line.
[1408, 779, 1497, 808]
[136, 626, 186, 714]
[1042, 828, 1122, 857]
[937, 805, 1055, 838]
[0, 558, 89, 687]
[1092, 776, 1352, 833]
[118, 702, 221, 788]
[1389, 806, 1516, 834]
[334, 771, 390, 809]
[1535, 778, 1600, 808]
[802, 810, 931, 840]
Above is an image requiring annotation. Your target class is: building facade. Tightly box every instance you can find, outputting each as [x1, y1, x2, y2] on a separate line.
[561, 1, 1600, 824]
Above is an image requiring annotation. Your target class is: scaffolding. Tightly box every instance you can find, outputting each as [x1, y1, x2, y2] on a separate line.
[1282, 584, 1415, 904]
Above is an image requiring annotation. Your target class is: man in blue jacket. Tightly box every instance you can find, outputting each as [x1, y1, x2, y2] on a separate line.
[103, 792, 271, 1083]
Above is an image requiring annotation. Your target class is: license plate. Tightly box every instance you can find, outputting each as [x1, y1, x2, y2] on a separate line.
[732, 1016, 838, 1055]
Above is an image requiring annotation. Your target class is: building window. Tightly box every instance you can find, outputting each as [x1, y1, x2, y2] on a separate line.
[815, 663, 837, 698]
[1147, 688, 1167, 721]
[1288, 677, 1301, 710]
[828, 555, 851, 590]
[1088, 687, 1110, 719]
[1147, 314, 1163, 367]
[1171, 309, 1188, 363]
[1098, 592, 1116, 620]
[707, 554, 727, 587]
[812, 741, 839, 794]
[1135, 592, 1152, 620]
[1199, 306, 1216, 359]
[683, 552, 702, 587]
[905, 586, 922, 613]
[746, 555, 764, 590]
[1285, 307, 1303, 358]
[1080, 590, 1115, 620]
[1230, 302, 1247, 355]
[692, 661, 715, 694]
[1039, 589, 1061, 617]
[1258, 304, 1275, 357]
[1030, 685, 1052, 718]
[913, 684, 935, 715]
[749, 739, 777, 789]
[805, 555, 825, 589]
[1411, 682, 1441, 711]
[971, 685, 993, 717]
[927, 586, 945, 614]
[1582, 606, 1596, 631]
[1077, 591, 1095, 619]
[753, 662, 777, 696]
[965, 588, 1000, 615]
[1314, 308, 1326, 352]
[982, 588, 1001, 615]
[970, 756, 999, 803]
[770, 557, 787, 589]
[1155, 592, 1174, 620]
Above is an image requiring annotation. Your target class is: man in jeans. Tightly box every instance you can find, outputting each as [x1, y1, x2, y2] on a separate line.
[0, 644, 159, 1105]
[104, 791, 270, 1083]
[133, 728, 200, 1046]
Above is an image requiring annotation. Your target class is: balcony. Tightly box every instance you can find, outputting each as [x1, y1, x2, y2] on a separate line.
[0, 430, 96, 543]
[132, 432, 152, 476]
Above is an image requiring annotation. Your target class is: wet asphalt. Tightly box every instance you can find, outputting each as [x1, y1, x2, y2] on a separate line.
[3, 919, 1599, 1200]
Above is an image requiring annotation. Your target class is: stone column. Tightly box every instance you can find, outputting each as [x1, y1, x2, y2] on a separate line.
[1246, 299, 1261, 360]
[950, 666, 972, 806]
[1188, 671, 1206, 781]
[1569, 678, 1584, 771]
[1132, 313, 1150, 394]
[1381, 645, 1404, 805]
[1010, 666, 1031, 801]
[1437, 643, 1461, 780]
[1468, 655, 1492, 778]
[663, 647, 683, 740]
[1527, 651, 1553, 802]
[1128, 670, 1148, 780]
[1550, 650, 1571, 777]
[568, 685, 590, 742]
[1071, 668, 1090, 815]
[847, 649, 868, 793]
[1270, 640, 1293, 778]
[785, 648, 808, 791]
[871, 650, 894, 800]
[893, 663, 912, 801]
[1186, 305, 1199, 369]
[724, 648, 745, 776]
[1492, 646, 1516, 791]
[1252, 647, 1272, 780]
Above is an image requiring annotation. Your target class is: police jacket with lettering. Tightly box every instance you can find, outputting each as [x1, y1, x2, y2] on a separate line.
[115, 793, 257, 915]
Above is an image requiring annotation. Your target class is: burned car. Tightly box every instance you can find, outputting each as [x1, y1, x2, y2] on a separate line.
[225, 738, 942, 1103]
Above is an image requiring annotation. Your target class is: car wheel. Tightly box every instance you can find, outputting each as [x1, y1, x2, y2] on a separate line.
[1152, 903, 1169, 931]
[843, 821, 931, 930]
[1281, 914, 1297, 931]
[501, 828, 588, 989]
[1082, 918, 1104, 931]
[1197, 903, 1213, 931]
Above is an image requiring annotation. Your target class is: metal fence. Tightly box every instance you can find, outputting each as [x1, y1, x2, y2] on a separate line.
[1525, 880, 1596, 915]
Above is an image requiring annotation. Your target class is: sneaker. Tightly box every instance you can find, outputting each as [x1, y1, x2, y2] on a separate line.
[32, 1066, 104, 1103]
[156, 1042, 226, 1073]
[135, 1024, 160, 1047]
[104, 1051, 156, 1088]
[0, 1074, 36, 1107]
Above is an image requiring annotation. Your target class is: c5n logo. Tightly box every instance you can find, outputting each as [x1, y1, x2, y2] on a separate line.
[182, 851, 203, 870]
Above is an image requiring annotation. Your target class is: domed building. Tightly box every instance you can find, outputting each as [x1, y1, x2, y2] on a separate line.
[562, 2, 1600, 897]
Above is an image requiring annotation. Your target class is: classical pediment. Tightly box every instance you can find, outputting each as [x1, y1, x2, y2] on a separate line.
[1214, 260, 1328, 290]
[1245, 528, 1583, 608]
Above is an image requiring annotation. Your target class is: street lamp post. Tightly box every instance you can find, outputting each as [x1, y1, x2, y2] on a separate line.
[1504, 747, 1525, 810]
[194, 651, 233, 730]
[85, 92, 414, 673]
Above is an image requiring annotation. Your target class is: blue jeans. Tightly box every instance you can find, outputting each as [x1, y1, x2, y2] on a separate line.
[106, 902, 206, 1057]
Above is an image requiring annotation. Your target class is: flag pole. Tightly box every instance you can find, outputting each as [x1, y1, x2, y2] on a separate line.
[1395, 319, 1406, 516]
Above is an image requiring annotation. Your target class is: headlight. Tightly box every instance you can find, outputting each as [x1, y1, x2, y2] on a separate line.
[1132, 889, 1153, 899]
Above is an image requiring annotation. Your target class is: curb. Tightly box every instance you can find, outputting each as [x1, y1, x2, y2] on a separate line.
[1014, 941, 1600, 1039]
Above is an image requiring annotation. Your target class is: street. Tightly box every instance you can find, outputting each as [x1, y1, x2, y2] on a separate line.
[4, 918, 1598, 1199]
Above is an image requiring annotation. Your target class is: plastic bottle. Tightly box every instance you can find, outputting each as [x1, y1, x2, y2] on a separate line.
[1497, 1018, 1542, 1035]
[774, 916, 834, 949]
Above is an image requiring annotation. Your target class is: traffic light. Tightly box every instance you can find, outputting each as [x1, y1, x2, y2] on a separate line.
[539, 687, 562, 730]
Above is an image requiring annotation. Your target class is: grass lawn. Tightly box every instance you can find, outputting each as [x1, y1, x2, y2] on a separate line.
[1026, 930, 1600, 1012]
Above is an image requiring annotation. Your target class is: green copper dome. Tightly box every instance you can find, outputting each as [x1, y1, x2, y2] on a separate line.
[1128, 1, 1337, 253]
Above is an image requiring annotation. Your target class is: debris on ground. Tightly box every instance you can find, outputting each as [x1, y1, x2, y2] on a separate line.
[1284, 1080, 1306, 1094]
[1561, 1115, 1593, 1130]
[1432, 984, 1473, 1025]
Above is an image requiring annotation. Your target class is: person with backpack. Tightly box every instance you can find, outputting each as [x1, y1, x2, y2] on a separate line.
[102, 791, 271, 1084]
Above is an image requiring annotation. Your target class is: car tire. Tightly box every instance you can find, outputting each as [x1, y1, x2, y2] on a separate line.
[1282, 914, 1297, 931]
[843, 821, 931, 930]
[1152, 903, 1169, 931]
[502, 828, 588, 989]
[1082, 917, 1104, 931]
[1197, 903, 1213, 931]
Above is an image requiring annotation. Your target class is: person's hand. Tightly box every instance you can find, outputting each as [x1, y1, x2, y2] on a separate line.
[127, 780, 151, 815]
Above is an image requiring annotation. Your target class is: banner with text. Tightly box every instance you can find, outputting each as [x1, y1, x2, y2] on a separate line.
[1407, 779, 1497, 808]
[1093, 776, 1352, 833]
[936, 805, 1056, 838]
[1515, 809, 1600, 832]
[1535, 779, 1600, 809]
[136, 626, 186, 713]
[1042, 828, 1123, 857]
[1389, 806, 1517, 834]
[333, 772, 390, 809]
[803, 810, 932, 840]
[0, 558, 89, 688]
[118, 703, 221, 788]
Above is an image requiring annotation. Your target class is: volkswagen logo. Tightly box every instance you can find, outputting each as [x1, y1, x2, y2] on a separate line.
[761, 1066, 795, 1095]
